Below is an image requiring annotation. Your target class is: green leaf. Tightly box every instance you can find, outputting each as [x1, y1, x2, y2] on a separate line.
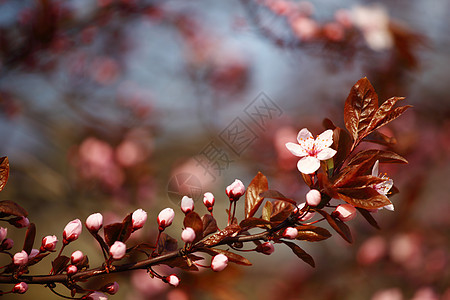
[283, 241, 315, 267]
[245, 172, 269, 218]
[344, 77, 379, 142]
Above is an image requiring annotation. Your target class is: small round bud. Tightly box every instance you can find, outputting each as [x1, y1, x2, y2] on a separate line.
[28, 249, 39, 260]
[14, 216, 30, 228]
[66, 264, 78, 275]
[41, 235, 58, 252]
[102, 281, 119, 295]
[181, 227, 196, 243]
[109, 241, 126, 260]
[0, 227, 7, 242]
[71, 250, 84, 264]
[181, 196, 194, 214]
[203, 192, 215, 211]
[63, 219, 82, 244]
[2, 238, 14, 250]
[87, 291, 108, 300]
[132, 209, 147, 231]
[12, 282, 28, 294]
[86, 213, 103, 232]
[306, 189, 321, 206]
[282, 227, 298, 239]
[211, 254, 228, 272]
[157, 208, 175, 231]
[13, 250, 28, 266]
[334, 204, 357, 222]
[257, 242, 275, 255]
[166, 274, 180, 287]
[226, 179, 245, 201]
[297, 202, 315, 221]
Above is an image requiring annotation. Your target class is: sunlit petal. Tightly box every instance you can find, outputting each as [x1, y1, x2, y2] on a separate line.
[297, 156, 320, 174]
[297, 128, 313, 144]
[316, 147, 337, 160]
[315, 129, 334, 149]
[372, 160, 380, 177]
[285, 142, 308, 157]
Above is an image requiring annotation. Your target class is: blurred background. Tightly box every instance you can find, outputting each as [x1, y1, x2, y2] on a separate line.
[0, 0, 449, 299]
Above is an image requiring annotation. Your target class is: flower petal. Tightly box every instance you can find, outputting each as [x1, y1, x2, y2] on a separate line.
[375, 179, 393, 195]
[383, 204, 395, 211]
[372, 160, 380, 177]
[297, 128, 313, 144]
[285, 142, 308, 157]
[316, 147, 337, 160]
[315, 129, 334, 150]
[297, 156, 320, 174]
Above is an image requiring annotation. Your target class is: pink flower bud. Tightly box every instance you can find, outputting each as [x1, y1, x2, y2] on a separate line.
[14, 216, 30, 228]
[102, 282, 119, 295]
[41, 235, 58, 252]
[0, 227, 7, 242]
[282, 227, 298, 239]
[2, 238, 14, 250]
[306, 189, 321, 206]
[157, 208, 175, 230]
[12, 282, 28, 294]
[63, 219, 82, 244]
[109, 241, 126, 260]
[86, 213, 103, 232]
[132, 208, 147, 231]
[334, 204, 357, 222]
[71, 250, 84, 264]
[180, 196, 194, 214]
[87, 291, 108, 300]
[66, 264, 78, 275]
[297, 202, 315, 221]
[203, 192, 215, 211]
[211, 253, 228, 272]
[181, 227, 196, 243]
[13, 250, 28, 265]
[226, 179, 245, 201]
[28, 248, 39, 260]
[166, 274, 180, 287]
[257, 242, 275, 255]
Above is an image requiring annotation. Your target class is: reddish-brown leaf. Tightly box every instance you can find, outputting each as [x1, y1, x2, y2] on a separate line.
[0, 200, 28, 218]
[184, 212, 203, 243]
[0, 157, 9, 192]
[202, 248, 252, 266]
[348, 149, 408, 166]
[344, 77, 379, 142]
[283, 241, 315, 267]
[270, 200, 294, 222]
[52, 256, 70, 275]
[157, 233, 178, 255]
[198, 224, 241, 247]
[202, 214, 218, 237]
[262, 201, 273, 222]
[296, 225, 332, 242]
[245, 172, 269, 218]
[316, 210, 352, 243]
[259, 190, 296, 205]
[338, 175, 387, 189]
[163, 256, 199, 271]
[239, 217, 270, 229]
[332, 127, 353, 170]
[104, 214, 133, 247]
[365, 97, 411, 135]
[337, 188, 392, 209]
[23, 223, 36, 255]
[356, 207, 380, 229]
[28, 252, 50, 266]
